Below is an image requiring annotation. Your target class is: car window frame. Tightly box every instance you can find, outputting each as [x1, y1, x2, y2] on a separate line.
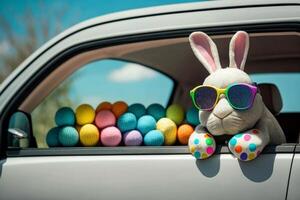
[1, 23, 300, 158]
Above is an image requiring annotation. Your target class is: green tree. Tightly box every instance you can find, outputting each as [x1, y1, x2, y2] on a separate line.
[0, 10, 74, 148]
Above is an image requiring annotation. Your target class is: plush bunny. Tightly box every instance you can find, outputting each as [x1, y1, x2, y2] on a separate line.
[188, 31, 286, 161]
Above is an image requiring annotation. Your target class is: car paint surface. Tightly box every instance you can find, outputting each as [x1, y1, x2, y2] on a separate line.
[0, 1, 299, 200]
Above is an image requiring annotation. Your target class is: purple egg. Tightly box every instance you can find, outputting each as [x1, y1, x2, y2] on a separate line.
[123, 130, 143, 146]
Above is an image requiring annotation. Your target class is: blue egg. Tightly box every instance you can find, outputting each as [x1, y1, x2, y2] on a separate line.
[137, 115, 156, 136]
[117, 112, 137, 132]
[186, 107, 200, 126]
[146, 103, 166, 120]
[46, 127, 60, 147]
[144, 130, 164, 146]
[58, 126, 79, 146]
[128, 103, 146, 119]
[55, 107, 75, 126]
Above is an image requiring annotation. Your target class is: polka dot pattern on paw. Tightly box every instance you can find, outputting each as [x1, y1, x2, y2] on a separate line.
[244, 134, 251, 141]
[228, 130, 262, 161]
[188, 132, 216, 160]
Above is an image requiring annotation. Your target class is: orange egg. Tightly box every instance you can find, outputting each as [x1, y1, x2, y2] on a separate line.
[177, 124, 194, 145]
[112, 101, 128, 118]
[96, 101, 112, 113]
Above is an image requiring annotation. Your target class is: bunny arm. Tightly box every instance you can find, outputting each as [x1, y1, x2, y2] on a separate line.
[228, 105, 286, 161]
[228, 119, 270, 161]
[188, 125, 217, 159]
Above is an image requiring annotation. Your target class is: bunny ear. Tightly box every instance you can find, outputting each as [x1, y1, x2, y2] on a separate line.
[189, 32, 222, 74]
[229, 31, 249, 71]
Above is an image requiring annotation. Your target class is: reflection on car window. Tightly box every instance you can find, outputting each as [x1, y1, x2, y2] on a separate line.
[250, 73, 300, 113]
[31, 59, 174, 147]
[69, 60, 174, 107]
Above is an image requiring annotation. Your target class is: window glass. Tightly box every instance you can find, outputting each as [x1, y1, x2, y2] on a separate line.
[250, 73, 300, 113]
[31, 59, 174, 148]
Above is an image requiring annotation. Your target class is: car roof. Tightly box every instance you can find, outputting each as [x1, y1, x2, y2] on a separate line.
[1, 0, 299, 92]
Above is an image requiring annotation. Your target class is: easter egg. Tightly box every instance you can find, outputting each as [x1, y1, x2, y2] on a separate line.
[80, 124, 100, 146]
[128, 103, 146, 119]
[117, 112, 137, 132]
[137, 115, 156, 136]
[146, 103, 166, 120]
[112, 101, 128, 118]
[75, 104, 95, 125]
[186, 107, 200, 126]
[55, 107, 75, 126]
[101, 126, 122, 147]
[96, 101, 112, 113]
[166, 104, 185, 125]
[58, 126, 79, 147]
[123, 130, 143, 146]
[156, 118, 177, 145]
[95, 110, 116, 129]
[177, 124, 194, 144]
[144, 130, 164, 146]
[46, 127, 60, 147]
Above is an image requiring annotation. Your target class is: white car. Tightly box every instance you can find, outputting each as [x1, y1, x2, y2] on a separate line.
[0, 0, 300, 199]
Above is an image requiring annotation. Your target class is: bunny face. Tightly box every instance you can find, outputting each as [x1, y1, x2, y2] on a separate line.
[200, 68, 264, 135]
[189, 31, 264, 135]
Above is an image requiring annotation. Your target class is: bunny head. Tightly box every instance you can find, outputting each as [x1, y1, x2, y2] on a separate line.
[189, 31, 265, 136]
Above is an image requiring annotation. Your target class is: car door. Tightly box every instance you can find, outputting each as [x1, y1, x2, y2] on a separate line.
[0, 2, 299, 200]
[287, 144, 300, 200]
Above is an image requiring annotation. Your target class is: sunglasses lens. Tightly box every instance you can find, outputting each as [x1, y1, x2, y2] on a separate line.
[194, 87, 217, 110]
[227, 84, 254, 109]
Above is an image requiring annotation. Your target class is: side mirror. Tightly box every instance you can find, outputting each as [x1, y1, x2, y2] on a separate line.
[8, 111, 34, 148]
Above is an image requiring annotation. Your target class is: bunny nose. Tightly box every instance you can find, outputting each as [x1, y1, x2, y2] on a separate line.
[213, 97, 233, 119]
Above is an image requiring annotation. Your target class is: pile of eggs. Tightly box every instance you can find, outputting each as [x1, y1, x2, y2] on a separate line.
[46, 101, 200, 147]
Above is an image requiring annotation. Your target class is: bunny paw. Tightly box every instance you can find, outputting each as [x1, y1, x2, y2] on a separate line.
[188, 132, 216, 159]
[228, 130, 265, 161]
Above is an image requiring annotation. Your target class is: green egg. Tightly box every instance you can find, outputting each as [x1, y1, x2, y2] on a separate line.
[166, 104, 185, 125]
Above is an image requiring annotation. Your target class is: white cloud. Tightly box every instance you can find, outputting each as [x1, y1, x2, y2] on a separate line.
[0, 40, 10, 55]
[108, 63, 157, 82]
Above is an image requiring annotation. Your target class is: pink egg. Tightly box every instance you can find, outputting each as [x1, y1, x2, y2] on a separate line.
[95, 110, 116, 129]
[101, 126, 122, 147]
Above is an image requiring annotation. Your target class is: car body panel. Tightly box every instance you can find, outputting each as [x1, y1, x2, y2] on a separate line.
[286, 145, 300, 200]
[0, 1, 299, 199]
[0, 153, 294, 200]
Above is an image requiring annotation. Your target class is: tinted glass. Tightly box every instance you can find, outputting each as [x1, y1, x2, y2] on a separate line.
[195, 87, 217, 110]
[31, 59, 174, 148]
[227, 84, 253, 109]
[251, 73, 300, 112]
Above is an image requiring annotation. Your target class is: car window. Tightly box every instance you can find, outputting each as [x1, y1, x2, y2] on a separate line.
[250, 73, 300, 113]
[31, 59, 174, 148]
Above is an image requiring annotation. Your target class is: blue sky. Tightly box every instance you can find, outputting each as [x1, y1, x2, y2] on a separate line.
[67, 60, 174, 107]
[0, 0, 200, 39]
[250, 73, 300, 112]
[1, 0, 199, 109]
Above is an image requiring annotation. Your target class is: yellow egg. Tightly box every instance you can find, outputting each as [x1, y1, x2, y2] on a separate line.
[79, 124, 99, 146]
[156, 118, 177, 145]
[75, 104, 95, 125]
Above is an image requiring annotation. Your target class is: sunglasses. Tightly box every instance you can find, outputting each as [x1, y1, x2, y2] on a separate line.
[190, 83, 258, 111]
